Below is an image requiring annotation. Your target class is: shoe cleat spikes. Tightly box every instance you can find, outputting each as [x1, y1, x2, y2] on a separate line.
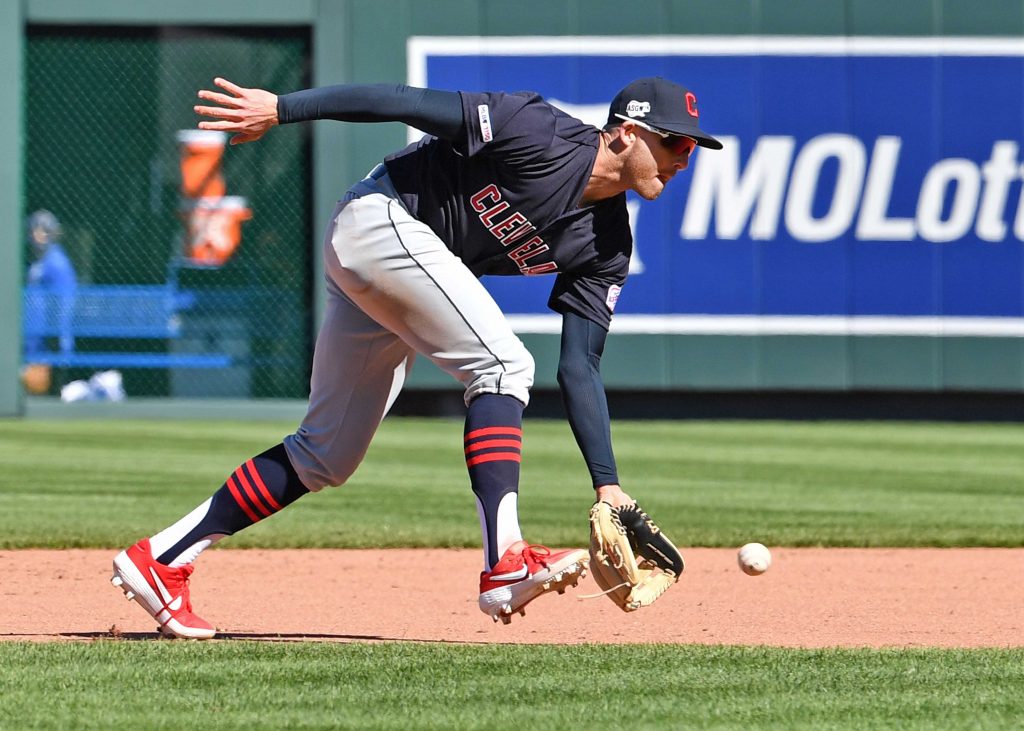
[111, 574, 137, 600]
[479, 545, 590, 624]
[493, 604, 514, 624]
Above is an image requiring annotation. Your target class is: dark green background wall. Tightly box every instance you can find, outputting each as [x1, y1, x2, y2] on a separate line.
[24, 27, 312, 398]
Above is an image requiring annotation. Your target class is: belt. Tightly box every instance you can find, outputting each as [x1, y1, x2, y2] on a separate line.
[347, 163, 408, 212]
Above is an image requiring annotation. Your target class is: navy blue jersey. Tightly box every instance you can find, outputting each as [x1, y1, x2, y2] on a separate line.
[383, 91, 631, 329]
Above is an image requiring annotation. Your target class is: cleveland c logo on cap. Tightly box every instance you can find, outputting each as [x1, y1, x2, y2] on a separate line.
[685, 92, 699, 118]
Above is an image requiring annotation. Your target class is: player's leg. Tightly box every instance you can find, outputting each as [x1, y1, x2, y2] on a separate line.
[327, 181, 587, 622]
[282, 277, 414, 491]
[329, 190, 530, 567]
[109, 441, 308, 639]
[112, 265, 413, 638]
[464, 393, 524, 569]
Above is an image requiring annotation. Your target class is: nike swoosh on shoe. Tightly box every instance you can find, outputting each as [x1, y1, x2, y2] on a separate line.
[489, 565, 529, 582]
[149, 567, 184, 612]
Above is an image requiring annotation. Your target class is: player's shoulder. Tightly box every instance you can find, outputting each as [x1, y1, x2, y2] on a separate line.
[461, 89, 543, 104]
[593, 192, 630, 225]
[592, 194, 633, 256]
[464, 89, 570, 117]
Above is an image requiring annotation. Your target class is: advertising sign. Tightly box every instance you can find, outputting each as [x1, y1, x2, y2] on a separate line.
[409, 37, 1024, 335]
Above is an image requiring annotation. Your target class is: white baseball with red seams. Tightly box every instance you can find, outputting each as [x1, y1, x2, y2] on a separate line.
[737, 543, 772, 576]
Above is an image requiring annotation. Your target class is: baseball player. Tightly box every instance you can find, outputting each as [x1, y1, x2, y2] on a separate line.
[111, 76, 721, 638]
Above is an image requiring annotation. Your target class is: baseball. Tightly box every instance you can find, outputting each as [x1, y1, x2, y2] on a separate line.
[737, 542, 771, 575]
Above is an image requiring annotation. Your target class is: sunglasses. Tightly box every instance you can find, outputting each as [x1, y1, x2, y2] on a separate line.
[659, 133, 697, 156]
[616, 114, 697, 156]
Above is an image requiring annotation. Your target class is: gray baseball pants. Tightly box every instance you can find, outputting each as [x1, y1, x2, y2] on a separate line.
[284, 166, 534, 491]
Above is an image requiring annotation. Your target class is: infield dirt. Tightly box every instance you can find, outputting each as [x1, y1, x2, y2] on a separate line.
[1, 548, 1021, 647]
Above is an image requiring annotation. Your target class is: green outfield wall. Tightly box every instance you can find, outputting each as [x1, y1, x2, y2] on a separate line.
[3, 0, 1023, 415]
[1, 1, 24, 417]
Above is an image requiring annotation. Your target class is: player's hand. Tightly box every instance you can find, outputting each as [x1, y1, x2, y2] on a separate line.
[594, 483, 634, 508]
[194, 77, 279, 145]
[587, 500, 684, 612]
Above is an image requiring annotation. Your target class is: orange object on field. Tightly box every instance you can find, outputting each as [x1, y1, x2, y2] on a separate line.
[183, 196, 252, 267]
[177, 129, 228, 198]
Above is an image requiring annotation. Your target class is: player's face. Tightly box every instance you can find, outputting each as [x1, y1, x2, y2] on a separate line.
[625, 127, 696, 200]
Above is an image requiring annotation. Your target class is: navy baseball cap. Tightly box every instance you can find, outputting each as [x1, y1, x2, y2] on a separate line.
[607, 77, 723, 150]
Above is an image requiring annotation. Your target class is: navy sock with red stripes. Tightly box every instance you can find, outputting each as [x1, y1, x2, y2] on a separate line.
[155, 443, 309, 566]
[464, 394, 524, 568]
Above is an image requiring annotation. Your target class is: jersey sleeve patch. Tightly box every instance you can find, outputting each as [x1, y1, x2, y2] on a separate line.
[605, 284, 622, 312]
[477, 104, 493, 143]
[457, 91, 554, 161]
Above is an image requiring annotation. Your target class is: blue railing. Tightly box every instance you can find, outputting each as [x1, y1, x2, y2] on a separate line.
[23, 285, 232, 369]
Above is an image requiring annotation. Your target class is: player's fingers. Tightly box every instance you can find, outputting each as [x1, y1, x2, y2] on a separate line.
[214, 77, 247, 96]
[198, 119, 243, 131]
[196, 89, 242, 108]
[193, 105, 244, 120]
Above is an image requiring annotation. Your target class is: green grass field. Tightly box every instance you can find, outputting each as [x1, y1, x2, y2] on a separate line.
[1, 642, 1022, 730]
[1, 417, 1023, 549]
[1, 417, 1022, 730]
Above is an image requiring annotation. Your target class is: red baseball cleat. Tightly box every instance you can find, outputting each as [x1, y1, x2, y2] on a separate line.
[478, 540, 589, 624]
[110, 538, 216, 639]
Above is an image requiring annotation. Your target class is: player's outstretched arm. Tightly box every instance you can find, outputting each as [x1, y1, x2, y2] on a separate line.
[194, 77, 279, 146]
[196, 80, 464, 144]
[278, 84, 463, 140]
[560, 314, 683, 612]
[556, 311, 632, 507]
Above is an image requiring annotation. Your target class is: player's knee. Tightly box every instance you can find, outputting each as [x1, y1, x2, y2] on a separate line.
[283, 433, 363, 491]
[463, 340, 534, 406]
[515, 345, 536, 384]
[315, 459, 362, 490]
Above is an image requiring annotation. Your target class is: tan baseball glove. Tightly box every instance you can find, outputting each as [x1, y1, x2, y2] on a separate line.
[588, 501, 684, 612]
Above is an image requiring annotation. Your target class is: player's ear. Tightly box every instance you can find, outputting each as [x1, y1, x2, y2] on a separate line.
[606, 124, 635, 153]
[619, 122, 638, 146]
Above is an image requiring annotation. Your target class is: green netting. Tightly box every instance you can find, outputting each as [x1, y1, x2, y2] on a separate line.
[24, 26, 312, 398]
